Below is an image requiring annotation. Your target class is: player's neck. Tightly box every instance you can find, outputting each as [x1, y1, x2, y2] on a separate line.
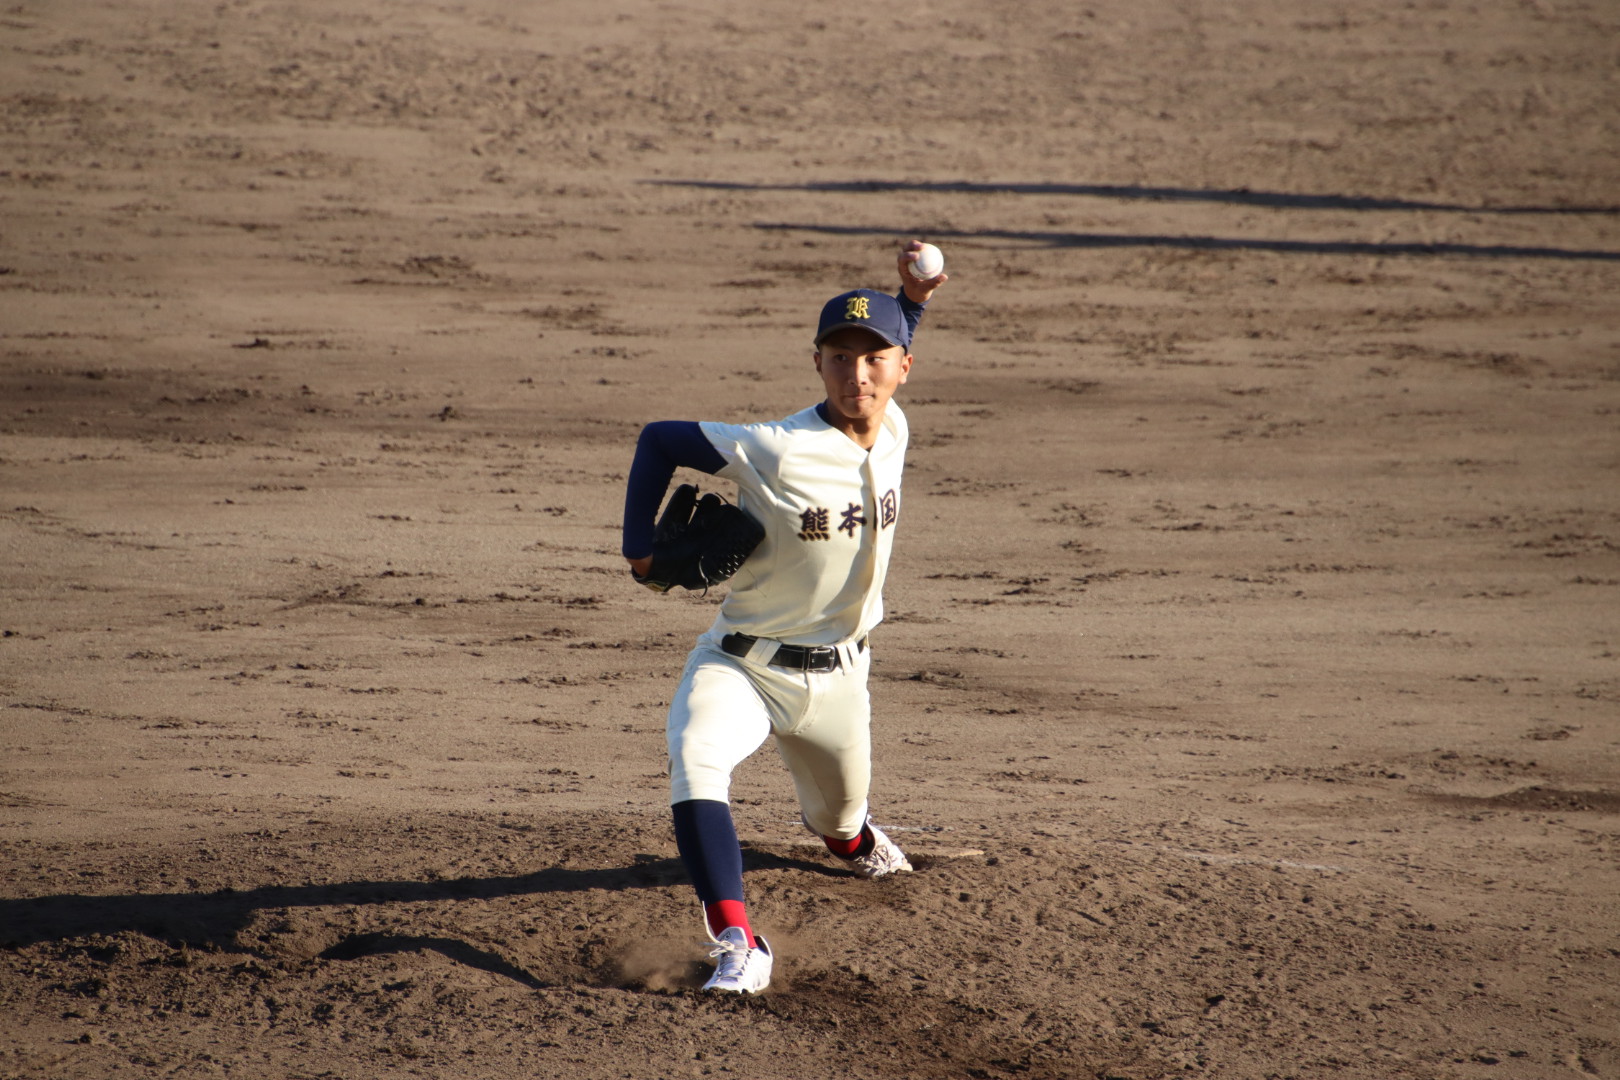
[819, 399, 882, 450]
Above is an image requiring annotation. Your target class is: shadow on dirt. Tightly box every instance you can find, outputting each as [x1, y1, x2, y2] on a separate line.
[646, 177, 1620, 215]
[1420, 786, 1620, 813]
[0, 847, 834, 952]
[755, 221, 1620, 263]
[319, 932, 549, 988]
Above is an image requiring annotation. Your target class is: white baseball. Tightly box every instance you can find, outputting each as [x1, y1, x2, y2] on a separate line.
[908, 243, 944, 280]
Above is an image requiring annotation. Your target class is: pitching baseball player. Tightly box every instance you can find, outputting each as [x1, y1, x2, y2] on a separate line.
[621, 243, 947, 993]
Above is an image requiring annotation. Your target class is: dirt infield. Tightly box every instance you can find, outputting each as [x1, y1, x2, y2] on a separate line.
[2, 1, 1617, 1077]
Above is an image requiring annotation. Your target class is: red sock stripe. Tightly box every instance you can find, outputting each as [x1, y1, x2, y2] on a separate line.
[705, 900, 755, 948]
[821, 825, 868, 859]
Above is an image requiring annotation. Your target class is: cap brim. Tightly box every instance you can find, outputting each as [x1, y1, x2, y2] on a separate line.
[814, 322, 907, 349]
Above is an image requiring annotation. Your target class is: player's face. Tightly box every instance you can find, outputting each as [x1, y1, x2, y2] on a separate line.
[814, 328, 912, 431]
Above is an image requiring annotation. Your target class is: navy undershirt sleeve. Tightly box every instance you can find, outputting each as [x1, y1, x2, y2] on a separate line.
[622, 420, 727, 558]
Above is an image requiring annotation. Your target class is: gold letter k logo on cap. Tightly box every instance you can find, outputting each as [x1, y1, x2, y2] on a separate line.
[845, 296, 871, 321]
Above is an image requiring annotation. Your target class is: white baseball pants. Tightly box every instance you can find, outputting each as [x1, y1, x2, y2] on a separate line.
[666, 631, 872, 841]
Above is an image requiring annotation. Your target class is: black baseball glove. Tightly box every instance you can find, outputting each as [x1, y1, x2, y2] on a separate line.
[633, 484, 764, 593]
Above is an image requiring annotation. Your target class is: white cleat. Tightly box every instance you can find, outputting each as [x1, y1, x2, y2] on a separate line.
[849, 822, 913, 879]
[805, 815, 915, 878]
[701, 927, 773, 994]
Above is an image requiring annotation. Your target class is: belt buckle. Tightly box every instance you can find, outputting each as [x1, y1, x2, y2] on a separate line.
[804, 647, 838, 674]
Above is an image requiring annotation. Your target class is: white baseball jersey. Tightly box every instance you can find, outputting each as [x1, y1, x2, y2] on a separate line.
[698, 402, 908, 647]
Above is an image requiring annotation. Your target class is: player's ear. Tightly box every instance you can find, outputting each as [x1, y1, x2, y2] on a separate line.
[899, 352, 914, 383]
[812, 350, 823, 373]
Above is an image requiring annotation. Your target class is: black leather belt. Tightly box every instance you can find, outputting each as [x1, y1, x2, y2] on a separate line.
[721, 633, 866, 673]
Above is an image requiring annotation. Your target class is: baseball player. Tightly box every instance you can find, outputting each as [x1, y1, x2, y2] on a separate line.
[621, 242, 947, 994]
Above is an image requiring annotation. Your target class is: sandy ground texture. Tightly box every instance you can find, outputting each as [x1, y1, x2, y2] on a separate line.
[3, 0, 1619, 1077]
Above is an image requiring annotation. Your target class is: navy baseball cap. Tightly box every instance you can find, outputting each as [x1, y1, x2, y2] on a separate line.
[814, 289, 910, 350]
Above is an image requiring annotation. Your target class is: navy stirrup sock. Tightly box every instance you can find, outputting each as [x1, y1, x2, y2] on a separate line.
[671, 799, 754, 947]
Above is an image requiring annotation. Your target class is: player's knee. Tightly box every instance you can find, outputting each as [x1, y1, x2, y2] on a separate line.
[801, 802, 867, 840]
[669, 761, 733, 805]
